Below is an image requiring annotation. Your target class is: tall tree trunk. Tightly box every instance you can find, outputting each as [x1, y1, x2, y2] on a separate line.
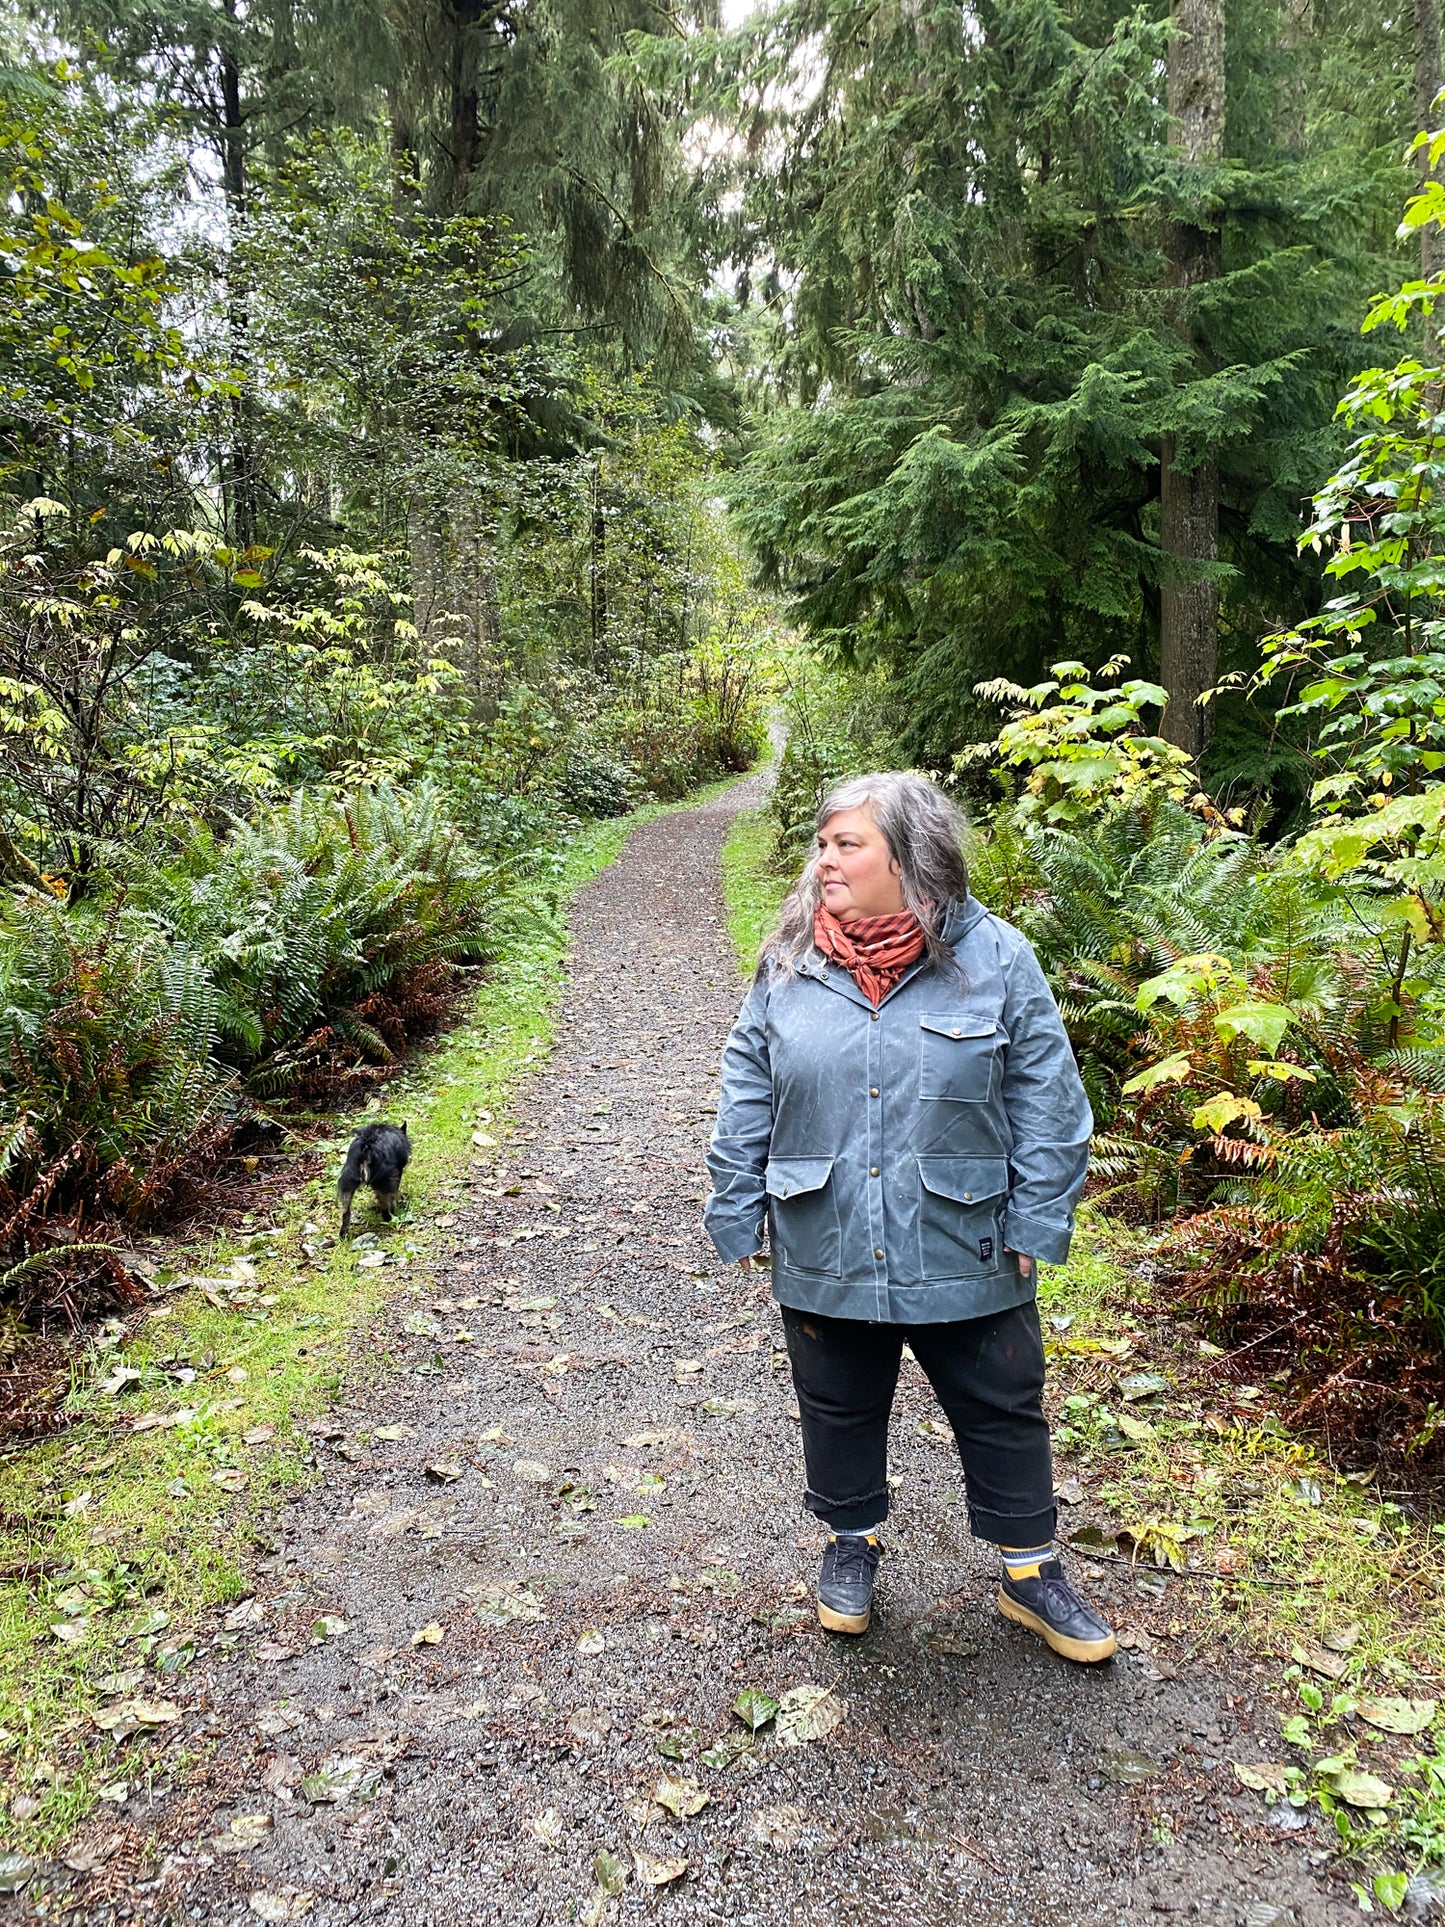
[387, 91, 420, 207]
[1418, 0, 1445, 343]
[448, 0, 487, 212]
[590, 463, 608, 665]
[1158, 0, 1225, 761]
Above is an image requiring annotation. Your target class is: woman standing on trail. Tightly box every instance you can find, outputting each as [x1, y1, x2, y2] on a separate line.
[704, 771, 1114, 1662]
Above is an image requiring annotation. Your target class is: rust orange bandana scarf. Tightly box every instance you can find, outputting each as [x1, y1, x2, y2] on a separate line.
[813, 906, 927, 1007]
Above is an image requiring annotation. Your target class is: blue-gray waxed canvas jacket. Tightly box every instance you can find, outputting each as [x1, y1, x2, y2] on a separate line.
[704, 894, 1092, 1324]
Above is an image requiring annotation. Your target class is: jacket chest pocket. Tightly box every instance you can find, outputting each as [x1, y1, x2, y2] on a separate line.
[918, 1011, 1003, 1102]
[765, 1156, 842, 1276]
[917, 1156, 1009, 1274]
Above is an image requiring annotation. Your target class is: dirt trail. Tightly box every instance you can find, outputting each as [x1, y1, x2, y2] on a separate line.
[55, 782, 1353, 1926]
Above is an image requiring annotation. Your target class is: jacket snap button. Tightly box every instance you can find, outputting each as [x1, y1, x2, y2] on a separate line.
[874, 1247, 884, 1259]
[951, 1027, 962, 1037]
[963, 1191, 973, 1201]
[869, 1087, 879, 1097]
[871, 1012, 879, 1021]
[782, 1187, 790, 1196]
[870, 1166, 879, 1176]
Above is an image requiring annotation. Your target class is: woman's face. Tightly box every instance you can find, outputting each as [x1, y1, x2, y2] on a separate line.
[815, 807, 905, 921]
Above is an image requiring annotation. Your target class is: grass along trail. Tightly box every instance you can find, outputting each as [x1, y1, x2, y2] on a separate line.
[7, 782, 1385, 1925]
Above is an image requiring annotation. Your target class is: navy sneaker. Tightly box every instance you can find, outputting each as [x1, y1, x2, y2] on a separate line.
[998, 1558, 1116, 1662]
[817, 1533, 882, 1634]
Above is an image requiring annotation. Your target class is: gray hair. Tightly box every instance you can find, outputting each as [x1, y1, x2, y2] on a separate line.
[761, 771, 971, 979]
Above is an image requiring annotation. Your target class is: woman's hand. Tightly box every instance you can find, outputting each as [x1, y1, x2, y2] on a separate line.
[739, 1252, 768, 1270]
[1006, 1247, 1033, 1279]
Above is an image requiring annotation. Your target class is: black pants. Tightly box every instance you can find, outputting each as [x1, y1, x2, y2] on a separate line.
[781, 1300, 1056, 1546]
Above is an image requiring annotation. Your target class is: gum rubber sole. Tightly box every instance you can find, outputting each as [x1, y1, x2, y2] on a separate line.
[818, 1600, 871, 1634]
[997, 1587, 1117, 1663]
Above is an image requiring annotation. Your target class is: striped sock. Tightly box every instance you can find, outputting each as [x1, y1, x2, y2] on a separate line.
[831, 1524, 883, 1542]
[1000, 1542, 1053, 1582]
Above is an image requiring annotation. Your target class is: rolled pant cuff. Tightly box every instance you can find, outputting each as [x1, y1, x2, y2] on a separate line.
[970, 1503, 1057, 1547]
[804, 1485, 890, 1533]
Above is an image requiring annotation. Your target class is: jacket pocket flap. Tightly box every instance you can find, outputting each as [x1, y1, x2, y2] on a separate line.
[919, 1011, 998, 1041]
[765, 1156, 834, 1199]
[917, 1156, 1009, 1204]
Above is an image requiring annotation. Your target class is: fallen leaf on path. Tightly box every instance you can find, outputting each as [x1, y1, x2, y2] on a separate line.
[92, 1698, 181, 1736]
[64, 1836, 118, 1874]
[410, 1622, 445, 1646]
[243, 1425, 275, 1445]
[528, 1807, 564, 1847]
[632, 1847, 688, 1888]
[94, 1669, 145, 1697]
[775, 1684, 844, 1747]
[373, 1425, 416, 1443]
[1118, 1372, 1169, 1401]
[213, 1814, 274, 1854]
[310, 1616, 349, 1643]
[211, 1469, 248, 1492]
[467, 1583, 544, 1626]
[566, 1708, 614, 1747]
[576, 1629, 606, 1656]
[1324, 1766, 1393, 1809]
[0, 1855, 35, 1893]
[927, 1628, 977, 1658]
[248, 1894, 312, 1922]
[299, 1756, 381, 1806]
[224, 1600, 266, 1632]
[1322, 1623, 1361, 1652]
[593, 1847, 627, 1895]
[1232, 1761, 1292, 1796]
[732, 1687, 780, 1732]
[623, 1431, 669, 1448]
[617, 1514, 652, 1529]
[1291, 1642, 1348, 1681]
[1356, 1697, 1436, 1735]
[1054, 1478, 1083, 1506]
[1099, 1748, 1159, 1786]
[425, 1461, 464, 1483]
[653, 1776, 708, 1817]
[1116, 1518, 1204, 1570]
[750, 1804, 808, 1850]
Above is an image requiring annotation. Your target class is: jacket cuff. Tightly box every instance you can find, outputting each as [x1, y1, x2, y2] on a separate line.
[1002, 1206, 1073, 1266]
[705, 1209, 767, 1265]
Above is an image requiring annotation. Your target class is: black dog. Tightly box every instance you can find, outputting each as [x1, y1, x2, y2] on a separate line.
[338, 1122, 411, 1236]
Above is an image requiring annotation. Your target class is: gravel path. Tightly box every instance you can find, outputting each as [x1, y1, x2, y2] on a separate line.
[58, 782, 1354, 1926]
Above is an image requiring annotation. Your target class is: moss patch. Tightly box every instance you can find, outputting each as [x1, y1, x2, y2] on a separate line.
[720, 803, 790, 975]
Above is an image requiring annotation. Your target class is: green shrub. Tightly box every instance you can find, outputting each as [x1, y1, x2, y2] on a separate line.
[0, 783, 535, 1303]
[125, 783, 522, 1093]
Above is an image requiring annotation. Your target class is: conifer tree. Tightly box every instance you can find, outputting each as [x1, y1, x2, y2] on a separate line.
[702, 0, 1416, 777]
